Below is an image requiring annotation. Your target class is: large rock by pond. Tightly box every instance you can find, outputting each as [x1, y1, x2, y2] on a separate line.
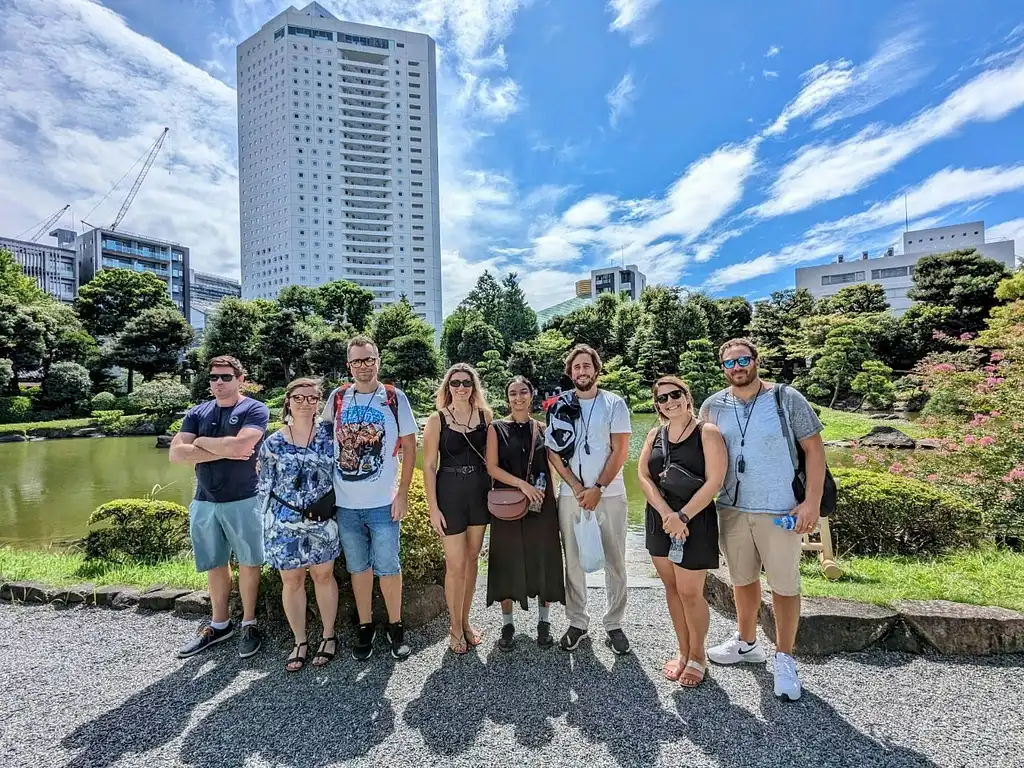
[856, 425, 917, 449]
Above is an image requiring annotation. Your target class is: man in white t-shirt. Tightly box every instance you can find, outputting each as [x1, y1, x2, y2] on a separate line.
[321, 336, 419, 662]
[548, 345, 633, 654]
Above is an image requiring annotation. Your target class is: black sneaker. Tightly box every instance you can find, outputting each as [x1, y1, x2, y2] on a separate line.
[238, 624, 262, 659]
[352, 622, 375, 661]
[177, 621, 234, 658]
[537, 621, 553, 649]
[498, 623, 516, 651]
[386, 621, 411, 660]
[559, 626, 588, 651]
[606, 629, 631, 655]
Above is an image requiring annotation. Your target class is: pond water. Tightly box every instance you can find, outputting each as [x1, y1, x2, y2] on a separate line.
[0, 413, 852, 550]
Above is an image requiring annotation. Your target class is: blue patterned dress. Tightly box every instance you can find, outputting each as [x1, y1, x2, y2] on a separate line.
[257, 422, 340, 570]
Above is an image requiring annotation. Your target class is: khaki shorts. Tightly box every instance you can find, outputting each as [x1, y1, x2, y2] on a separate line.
[717, 507, 802, 596]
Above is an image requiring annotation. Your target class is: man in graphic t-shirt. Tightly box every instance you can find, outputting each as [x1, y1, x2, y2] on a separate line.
[548, 344, 633, 655]
[321, 335, 418, 662]
[170, 355, 270, 659]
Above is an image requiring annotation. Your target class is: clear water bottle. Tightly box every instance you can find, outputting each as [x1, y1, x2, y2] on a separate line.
[774, 514, 797, 531]
[530, 474, 546, 512]
[669, 514, 686, 564]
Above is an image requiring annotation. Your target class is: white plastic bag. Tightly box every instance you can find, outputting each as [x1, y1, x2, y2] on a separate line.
[574, 508, 605, 573]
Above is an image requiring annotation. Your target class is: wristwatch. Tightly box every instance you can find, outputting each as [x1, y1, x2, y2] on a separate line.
[679, 512, 690, 525]
[595, 482, 605, 491]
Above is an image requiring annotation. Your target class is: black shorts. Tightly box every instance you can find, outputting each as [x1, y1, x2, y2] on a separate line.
[645, 503, 720, 570]
[436, 469, 491, 536]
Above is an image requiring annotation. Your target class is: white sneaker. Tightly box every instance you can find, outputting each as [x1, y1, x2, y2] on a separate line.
[773, 652, 802, 701]
[707, 632, 768, 665]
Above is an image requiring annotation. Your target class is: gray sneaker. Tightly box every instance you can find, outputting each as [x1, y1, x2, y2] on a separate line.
[177, 621, 234, 658]
[238, 624, 262, 659]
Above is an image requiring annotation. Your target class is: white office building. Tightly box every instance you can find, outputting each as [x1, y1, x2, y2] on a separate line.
[795, 221, 1017, 314]
[236, 2, 443, 330]
[590, 264, 647, 300]
[1, 228, 78, 303]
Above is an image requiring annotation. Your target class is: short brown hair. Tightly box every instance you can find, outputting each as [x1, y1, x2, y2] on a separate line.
[651, 376, 693, 424]
[208, 355, 245, 377]
[565, 344, 602, 378]
[282, 377, 322, 423]
[718, 338, 758, 362]
[347, 335, 379, 356]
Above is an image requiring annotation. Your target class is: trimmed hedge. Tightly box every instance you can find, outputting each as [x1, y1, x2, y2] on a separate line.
[830, 468, 984, 556]
[0, 396, 31, 424]
[91, 392, 117, 410]
[84, 499, 192, 564]
[398, 468, 445, 581]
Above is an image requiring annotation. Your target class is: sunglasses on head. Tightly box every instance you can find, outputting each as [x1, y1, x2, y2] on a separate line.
[722, 356, 753, 370]
[655, 389, 686, 405]
[289, 394, 320, 404]
[449, 378, 473, 389]
[208, 373, 236, 382]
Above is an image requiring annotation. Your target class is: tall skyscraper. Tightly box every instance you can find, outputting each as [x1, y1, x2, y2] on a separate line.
[236, 2, 443, 330]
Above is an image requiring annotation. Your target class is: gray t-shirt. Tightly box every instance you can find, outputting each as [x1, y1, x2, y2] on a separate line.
[699, 384, 823, 514]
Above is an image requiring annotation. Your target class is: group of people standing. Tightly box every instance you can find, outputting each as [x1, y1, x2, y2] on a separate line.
[169, 334, 826, 702]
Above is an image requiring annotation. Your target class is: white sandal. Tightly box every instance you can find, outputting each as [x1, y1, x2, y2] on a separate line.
[680, 659, 707, 688]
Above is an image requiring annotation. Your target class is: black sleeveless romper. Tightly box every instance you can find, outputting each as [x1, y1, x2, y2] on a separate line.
[644, 423, 721, 570]
[436, 410, 491, 536]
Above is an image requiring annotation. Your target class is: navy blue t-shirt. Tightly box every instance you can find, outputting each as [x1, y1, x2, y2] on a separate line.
[181, 397, 270, 503]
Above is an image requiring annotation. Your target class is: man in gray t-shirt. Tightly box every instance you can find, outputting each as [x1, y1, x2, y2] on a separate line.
[698, 338, 826, 703]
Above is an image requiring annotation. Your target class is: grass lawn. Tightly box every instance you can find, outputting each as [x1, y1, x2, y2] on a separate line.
[0, 548, 206, 591]
[817, 407, 930, 441]
[801, 548, 1024, 611]
[0, 418, 95, 436]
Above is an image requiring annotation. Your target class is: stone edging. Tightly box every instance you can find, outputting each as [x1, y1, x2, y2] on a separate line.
[704, 568, 1024, 656]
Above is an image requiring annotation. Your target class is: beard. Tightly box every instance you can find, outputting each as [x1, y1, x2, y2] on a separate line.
[574, 376, 596, 392]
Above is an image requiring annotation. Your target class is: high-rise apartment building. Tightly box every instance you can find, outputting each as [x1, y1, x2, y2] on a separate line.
[1, 228, 78, 303]
[189, 269, 241, 305]
[236, 2, 443, 330]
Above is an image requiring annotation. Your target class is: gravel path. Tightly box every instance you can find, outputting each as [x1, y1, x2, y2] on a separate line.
[2, 587, 1022, 768]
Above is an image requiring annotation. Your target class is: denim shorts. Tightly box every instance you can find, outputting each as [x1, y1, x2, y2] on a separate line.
[337, 504, 401, 576]
[189, 497, 265, 572]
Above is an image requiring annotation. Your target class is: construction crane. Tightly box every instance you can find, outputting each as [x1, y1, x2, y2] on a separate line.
[109, 127, 169, 231]
[17, 204, 70, 242]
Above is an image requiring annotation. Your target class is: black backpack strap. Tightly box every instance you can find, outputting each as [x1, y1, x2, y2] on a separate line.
[774, 384, 799, 472]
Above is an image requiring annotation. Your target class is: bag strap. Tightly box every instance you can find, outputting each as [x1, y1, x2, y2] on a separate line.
[774, 384, 799, 471]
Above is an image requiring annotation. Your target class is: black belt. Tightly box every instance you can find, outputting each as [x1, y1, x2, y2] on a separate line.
[440, 465, 484, 474]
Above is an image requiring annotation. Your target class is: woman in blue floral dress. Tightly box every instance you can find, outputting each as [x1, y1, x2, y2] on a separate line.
[257, 377, 340, 671]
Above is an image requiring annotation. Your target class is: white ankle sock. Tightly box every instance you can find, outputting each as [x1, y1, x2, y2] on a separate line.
[538, 605, 550, 623]
[241, 619, 257, 628]
[502, 611, 514, 627]
[211, 619, 230, 630]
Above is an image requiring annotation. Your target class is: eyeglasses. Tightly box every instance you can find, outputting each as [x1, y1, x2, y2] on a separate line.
[449, 379, 473, 389]
[722, 356, 753, 370]
[655, 390, 685, 405]
[348, 357, 377, 369]
[288, 395, 320, 404]
[208, 374, 236, 382]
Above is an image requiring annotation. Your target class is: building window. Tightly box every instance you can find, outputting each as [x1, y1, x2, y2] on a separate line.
[871, 266, 909, 280]
[821, 271, 865, 286]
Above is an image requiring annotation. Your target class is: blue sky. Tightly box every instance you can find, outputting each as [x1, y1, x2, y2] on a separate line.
[1, 0, 1022, 314]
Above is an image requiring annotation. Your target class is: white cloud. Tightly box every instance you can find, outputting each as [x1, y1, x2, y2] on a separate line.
[763, 70, 779, 79]
[757, 53, 1024, 218]
[607, 72, 636, 128]
[607, 0, 660, 45]
[765, 45, 781, 58]
[763, 29, 923, 137]
[475, 77, 522, 121]
[562, 196, 616, 228]
[987, 218, 1024, 259]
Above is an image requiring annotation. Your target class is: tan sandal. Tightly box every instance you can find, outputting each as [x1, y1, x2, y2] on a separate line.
[680, 660, 707, 688]
[449, 632, 468, 655]
[662, 657, 684, 681]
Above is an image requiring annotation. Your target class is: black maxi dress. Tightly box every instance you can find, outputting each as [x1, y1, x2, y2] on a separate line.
[486, 419, 566, 609]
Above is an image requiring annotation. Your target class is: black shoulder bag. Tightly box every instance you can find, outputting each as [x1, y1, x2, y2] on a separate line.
[774, 384, 837, 517]
[657, 423, 705, 511]
[271, 424, 336, 522]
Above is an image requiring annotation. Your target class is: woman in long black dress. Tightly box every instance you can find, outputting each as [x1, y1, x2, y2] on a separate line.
[485, 376, 565, 650]
[637, 376, 727, 688]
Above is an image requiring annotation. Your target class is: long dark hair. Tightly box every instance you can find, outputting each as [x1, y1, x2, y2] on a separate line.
[506, 375, 535, 398]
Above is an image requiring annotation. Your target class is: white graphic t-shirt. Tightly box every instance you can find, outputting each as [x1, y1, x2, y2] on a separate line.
[321, 384, 418, 510]
[558, 389, 632, 498]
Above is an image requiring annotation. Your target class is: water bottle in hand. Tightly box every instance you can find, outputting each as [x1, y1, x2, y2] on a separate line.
[668, 535, 686, 564]
[529, 474, 547, 513]
[774, 514, 797, 531]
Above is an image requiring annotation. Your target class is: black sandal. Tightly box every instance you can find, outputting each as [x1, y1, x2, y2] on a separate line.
[286, 642, 308, 673]
[313, 636, 337, 667]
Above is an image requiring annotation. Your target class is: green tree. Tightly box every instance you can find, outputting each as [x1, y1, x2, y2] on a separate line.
[748, 288, 816, 380]
[0, 248, 46, 304]
[684, 293, 725, 347]
[129, 378, 192, 413]
[613, 297, 644, 368]
[0, 296, 46, 394]
[815, 283, 889, 315]
[458, 319, 504, 365]
[307, 329, 351, 381]
[803, 324, 874, 406]
[113, 306, 195, 389]
[370, 297, 433, 351]
[74, 269, 174, 338]
[599, 362, 643, 409]
[876, 304, 958, 372]
[198, 297, 264, 373]
[495, 272, 538, 351]
[318, 280, 375, 330]
[277, 284, 323, 319]
[0, 358, 12, 392]
[27, 302, 96, 375]
[508, 329, 572, 392]
[550, 301, 614, 358]
[256, 307, 315, 384]
[677, 338, 726, 408]
[39, 361, 93, 412]
[851, 360, 895, 409]
[907, 248, 1012, 333]
[462, 271, 503, 327]
[476, 349, 512, 398]
[995, 270, 1024, 302]
[441, 306, 483, 364]
[633, 286, 709, 380]
[714, 297, 753, 342]
[381, 334, 440, 390]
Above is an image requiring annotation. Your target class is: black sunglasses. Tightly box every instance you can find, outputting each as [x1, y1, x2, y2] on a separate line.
[655, 390, 685, 405]
[449, 379, 473, 389]
[208, 373, 236, 382]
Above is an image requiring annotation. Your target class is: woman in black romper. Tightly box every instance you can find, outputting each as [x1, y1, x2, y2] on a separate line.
[637, 376, 727, 688]
[485, 376, 565, 650]
[423, 364, 492, 655]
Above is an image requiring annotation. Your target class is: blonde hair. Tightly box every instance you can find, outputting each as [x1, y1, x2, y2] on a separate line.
[651, 376, 693, 424]
[282, 377, 322, 424]
[434, 363, 492, 418]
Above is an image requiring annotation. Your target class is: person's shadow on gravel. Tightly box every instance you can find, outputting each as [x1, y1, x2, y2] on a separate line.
[60, 657, 240, 768]
[672, 667, 940, 768]
[179, 647, 397, 768]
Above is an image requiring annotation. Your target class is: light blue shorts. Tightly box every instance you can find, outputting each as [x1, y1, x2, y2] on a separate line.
[189, 497, 265, 572]
[337, 504, 401, 576]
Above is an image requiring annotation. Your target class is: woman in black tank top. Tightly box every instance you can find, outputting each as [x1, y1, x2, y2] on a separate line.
[637, 376, 727, 688]
[422, 364, 492, 655]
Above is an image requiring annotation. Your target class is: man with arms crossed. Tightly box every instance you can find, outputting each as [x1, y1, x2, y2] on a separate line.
[321, 336, 418, 661]
[699, 338, 826, 701]
[170, 356, 269, 658]
[549, 345, 633, 654]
